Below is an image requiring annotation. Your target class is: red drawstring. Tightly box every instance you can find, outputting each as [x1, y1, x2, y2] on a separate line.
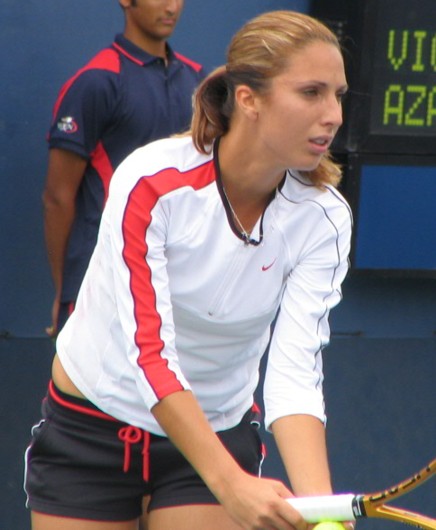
[142, 431, 150, 481]
[118, 426, 150, 481]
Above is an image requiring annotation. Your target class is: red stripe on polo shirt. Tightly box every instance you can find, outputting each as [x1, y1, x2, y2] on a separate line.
[174, 52, 203, 73]
[90, 141, 114, 204]
[53, 48, 121, 119]
[121, 160, 215, 400]
[112, 42, 144, 66]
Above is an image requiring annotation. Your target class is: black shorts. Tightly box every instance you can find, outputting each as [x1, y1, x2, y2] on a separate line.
[24, 382, 264, 522]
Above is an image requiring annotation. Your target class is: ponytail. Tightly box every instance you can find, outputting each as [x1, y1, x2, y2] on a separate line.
[191, 66, 234, 154]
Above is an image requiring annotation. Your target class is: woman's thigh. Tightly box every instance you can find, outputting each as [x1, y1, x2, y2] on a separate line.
[138, 497, 150, 530]
[148, 504, 242, 530]
[31, 511, 139, 530]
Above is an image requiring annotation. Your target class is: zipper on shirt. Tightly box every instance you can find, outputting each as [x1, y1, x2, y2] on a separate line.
[207, 243, 253, 317]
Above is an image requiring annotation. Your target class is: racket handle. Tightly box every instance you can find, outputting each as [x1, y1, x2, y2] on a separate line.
[287, 494, 356, 523]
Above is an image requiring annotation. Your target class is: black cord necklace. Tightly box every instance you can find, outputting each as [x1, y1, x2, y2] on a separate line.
[213, 137, 283, 247]
[221, 185, 254, 245]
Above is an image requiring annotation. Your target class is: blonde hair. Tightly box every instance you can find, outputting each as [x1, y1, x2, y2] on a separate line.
[190, 10, 343, 188]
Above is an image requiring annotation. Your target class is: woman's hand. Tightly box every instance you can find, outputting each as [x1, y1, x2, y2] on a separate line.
[216, 471, 309, 530]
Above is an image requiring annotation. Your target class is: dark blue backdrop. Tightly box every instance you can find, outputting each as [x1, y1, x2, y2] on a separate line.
[1, 1, 435, 529]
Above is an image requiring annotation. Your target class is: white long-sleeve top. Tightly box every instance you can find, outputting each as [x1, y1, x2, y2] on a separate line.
[57, 136, 352, 436]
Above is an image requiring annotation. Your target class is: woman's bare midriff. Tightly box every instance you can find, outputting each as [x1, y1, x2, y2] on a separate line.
[52, 353, 86, 399]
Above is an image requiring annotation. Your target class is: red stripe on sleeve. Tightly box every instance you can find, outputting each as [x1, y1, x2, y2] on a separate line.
[122, 160, 215, 400]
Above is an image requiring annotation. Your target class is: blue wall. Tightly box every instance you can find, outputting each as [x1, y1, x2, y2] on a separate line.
[1, 1, 435, 529]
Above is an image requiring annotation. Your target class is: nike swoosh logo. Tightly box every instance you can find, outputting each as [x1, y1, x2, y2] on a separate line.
[262, 258, 277, 271]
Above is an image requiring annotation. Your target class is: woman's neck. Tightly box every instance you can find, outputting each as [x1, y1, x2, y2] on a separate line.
[217, 134, 283, 234]
[218, 132, 284, 203]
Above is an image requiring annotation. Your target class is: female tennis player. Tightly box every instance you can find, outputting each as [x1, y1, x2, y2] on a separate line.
[25, 10, 352, 530]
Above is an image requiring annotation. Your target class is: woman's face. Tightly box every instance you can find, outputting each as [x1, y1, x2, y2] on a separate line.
[255, 40, 348, 172]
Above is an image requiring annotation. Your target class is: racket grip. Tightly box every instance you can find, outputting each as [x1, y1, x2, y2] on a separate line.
[287, 494, 356, 523]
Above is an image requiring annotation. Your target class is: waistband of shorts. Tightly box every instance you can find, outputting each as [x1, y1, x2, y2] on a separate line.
[48, 380, 120, 424]
[48, 379, 262, 430]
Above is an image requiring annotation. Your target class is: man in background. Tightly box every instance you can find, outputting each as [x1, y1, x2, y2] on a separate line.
[43, 0, 204, 336]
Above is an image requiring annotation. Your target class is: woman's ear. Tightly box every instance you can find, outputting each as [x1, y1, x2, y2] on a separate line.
[234, 85, 260, 121]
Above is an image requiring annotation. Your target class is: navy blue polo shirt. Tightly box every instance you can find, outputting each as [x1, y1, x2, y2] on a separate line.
[48, 34, 205, 302]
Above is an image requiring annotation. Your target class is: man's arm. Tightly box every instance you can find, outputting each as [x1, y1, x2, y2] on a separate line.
[42, 147, 87, 335]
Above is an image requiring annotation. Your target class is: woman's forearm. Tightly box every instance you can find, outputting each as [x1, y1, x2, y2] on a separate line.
[151, 390, 244, 500]
[271, 414, 333, 496]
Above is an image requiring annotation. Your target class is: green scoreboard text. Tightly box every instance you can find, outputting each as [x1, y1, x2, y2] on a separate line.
[371, 13, 436, 135]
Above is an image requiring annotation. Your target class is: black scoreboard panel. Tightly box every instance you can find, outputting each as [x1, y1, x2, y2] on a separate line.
[311, 0, 436, 155]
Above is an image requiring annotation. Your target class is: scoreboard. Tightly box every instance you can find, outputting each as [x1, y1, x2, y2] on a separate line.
[311, 0, 436, 274]
[371, 3, 436, 136]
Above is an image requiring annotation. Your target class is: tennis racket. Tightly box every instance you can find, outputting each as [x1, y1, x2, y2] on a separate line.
[287, 458, 436, 529]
